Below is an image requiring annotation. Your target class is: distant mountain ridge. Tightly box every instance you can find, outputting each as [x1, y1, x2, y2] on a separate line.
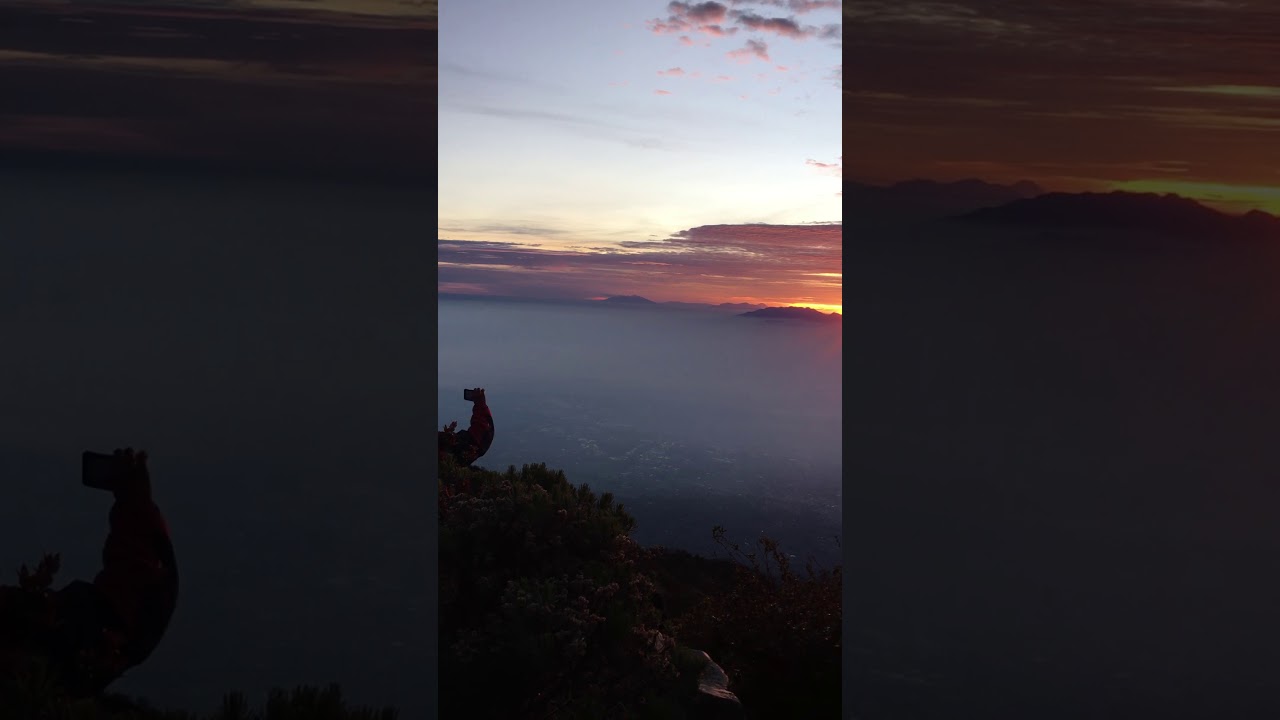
[954, 191, 1280, 240]
[738, 306, 842, 323]
[598, 295, 769, 312]
[846, 177, 1045, 223]
[439, 292, 769, 313]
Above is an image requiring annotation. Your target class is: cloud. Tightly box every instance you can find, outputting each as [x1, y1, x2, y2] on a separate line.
[730, 11, 806, 38]
[657, 66, 686, 76]
[728, 0, 841, 10]
[648, 0, 730, 34]
[678, 35, 696, 45]
[672, 1, 730, 23]
[654, 89, 673, 95]
[727, 10, 841, 40]
[437, 223, 842, 304]
[452, 104, 683, 151]
[699, 24, 739, 36]
[786, 0, 840, 12]
[850, 0, 1280, 189]
[440, 224, 567, 236]
[727, 38, 770, 62]
[0, 3, 435, 183]
[714, 74, 733, 81]
[806, 156, 842, 176]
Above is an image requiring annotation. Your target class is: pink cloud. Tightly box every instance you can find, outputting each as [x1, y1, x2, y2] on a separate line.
[697, 24, 739, 36]
[721, 9, 840, 41]
[649, 1, 730, 35]
[436, 223, 842, 305]
[678, 35, 695, 45]
[730, 10, 806, 38]
[714, 74, 732, 82]
[805, 157, 842, 176]
[726, 39, 770, 63]
[654, 89, 673, 95]
[671, 1, 729, 23]
[648, 18, 690, 34]
[775, 65, 789, 72]
[657, 67, 686, 76]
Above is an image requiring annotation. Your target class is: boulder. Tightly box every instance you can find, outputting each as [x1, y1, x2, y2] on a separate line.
[692, 649, 744, 719]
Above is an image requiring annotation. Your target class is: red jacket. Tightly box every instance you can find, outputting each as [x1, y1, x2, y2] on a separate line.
[440, 400, 495, 466]
[0, 490, 176, 696]
[93, 491, 178, 667]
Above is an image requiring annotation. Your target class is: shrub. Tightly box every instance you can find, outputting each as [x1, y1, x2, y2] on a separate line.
[669, 527, 842, 718]
[439, 457, 686, 718]
[1, 555, 398, 720]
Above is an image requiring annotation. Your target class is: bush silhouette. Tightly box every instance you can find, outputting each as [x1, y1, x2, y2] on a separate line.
[438, 454, 843, 718]
[1, 556, 399, 720]
[670, 528, 842, 718]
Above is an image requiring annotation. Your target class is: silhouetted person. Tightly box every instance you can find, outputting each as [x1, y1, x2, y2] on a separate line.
[439, 388, 494, 467]
[0, 448, 178, 698]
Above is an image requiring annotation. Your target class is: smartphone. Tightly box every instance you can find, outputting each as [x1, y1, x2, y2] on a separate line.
[463, 388, 476, 402]
[82, 451, 122, 491]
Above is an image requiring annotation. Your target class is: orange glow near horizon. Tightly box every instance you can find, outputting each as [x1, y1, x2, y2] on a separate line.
[438, 224, 841, 317]
[790, 302, 842, 315]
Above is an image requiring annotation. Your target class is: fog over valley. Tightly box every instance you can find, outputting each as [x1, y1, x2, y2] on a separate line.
[438, 297, 843, 566]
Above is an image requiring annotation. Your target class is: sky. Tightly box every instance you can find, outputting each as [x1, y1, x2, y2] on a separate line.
[849, 0, 1280, 215]
[438, 0, 843, 313]
[0, 0, 436, 184]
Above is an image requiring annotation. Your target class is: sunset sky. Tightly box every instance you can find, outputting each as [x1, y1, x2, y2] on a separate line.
[0, 0, 435, 184]
[438, 0, 843, 313]
[849, 0, 1280, 215]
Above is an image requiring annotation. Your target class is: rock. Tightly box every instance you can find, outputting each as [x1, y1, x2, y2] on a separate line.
[692, 649, 744, 719]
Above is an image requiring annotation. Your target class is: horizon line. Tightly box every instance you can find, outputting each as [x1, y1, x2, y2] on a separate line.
[439, 291, 842, 314]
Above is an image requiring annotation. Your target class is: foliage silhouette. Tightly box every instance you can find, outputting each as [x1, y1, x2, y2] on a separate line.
[2, 556, 398, 720]
[439, 454, 842, 718]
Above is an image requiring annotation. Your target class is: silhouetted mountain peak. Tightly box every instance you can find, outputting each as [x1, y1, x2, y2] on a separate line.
[739, 306, 842, 322]
[955, 190, 1280, 240]
[846, 177, 1045, 223]
[602, 295, 657, 304]
[1010, 180, 1045, 197]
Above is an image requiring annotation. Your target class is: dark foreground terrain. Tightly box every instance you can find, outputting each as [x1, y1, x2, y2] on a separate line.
[851, 216, 1280, 718]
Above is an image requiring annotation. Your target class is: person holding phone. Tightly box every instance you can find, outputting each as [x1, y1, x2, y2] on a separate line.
[0, 448, 178, 699]
[440, 388, 494, 467]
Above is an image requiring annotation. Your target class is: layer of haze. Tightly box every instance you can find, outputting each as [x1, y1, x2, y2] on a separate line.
[438, 297, 842, 565]
[0, 171, 430, 717]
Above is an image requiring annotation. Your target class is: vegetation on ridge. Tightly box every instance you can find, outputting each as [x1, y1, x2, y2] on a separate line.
[439, 454, 842, 718]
